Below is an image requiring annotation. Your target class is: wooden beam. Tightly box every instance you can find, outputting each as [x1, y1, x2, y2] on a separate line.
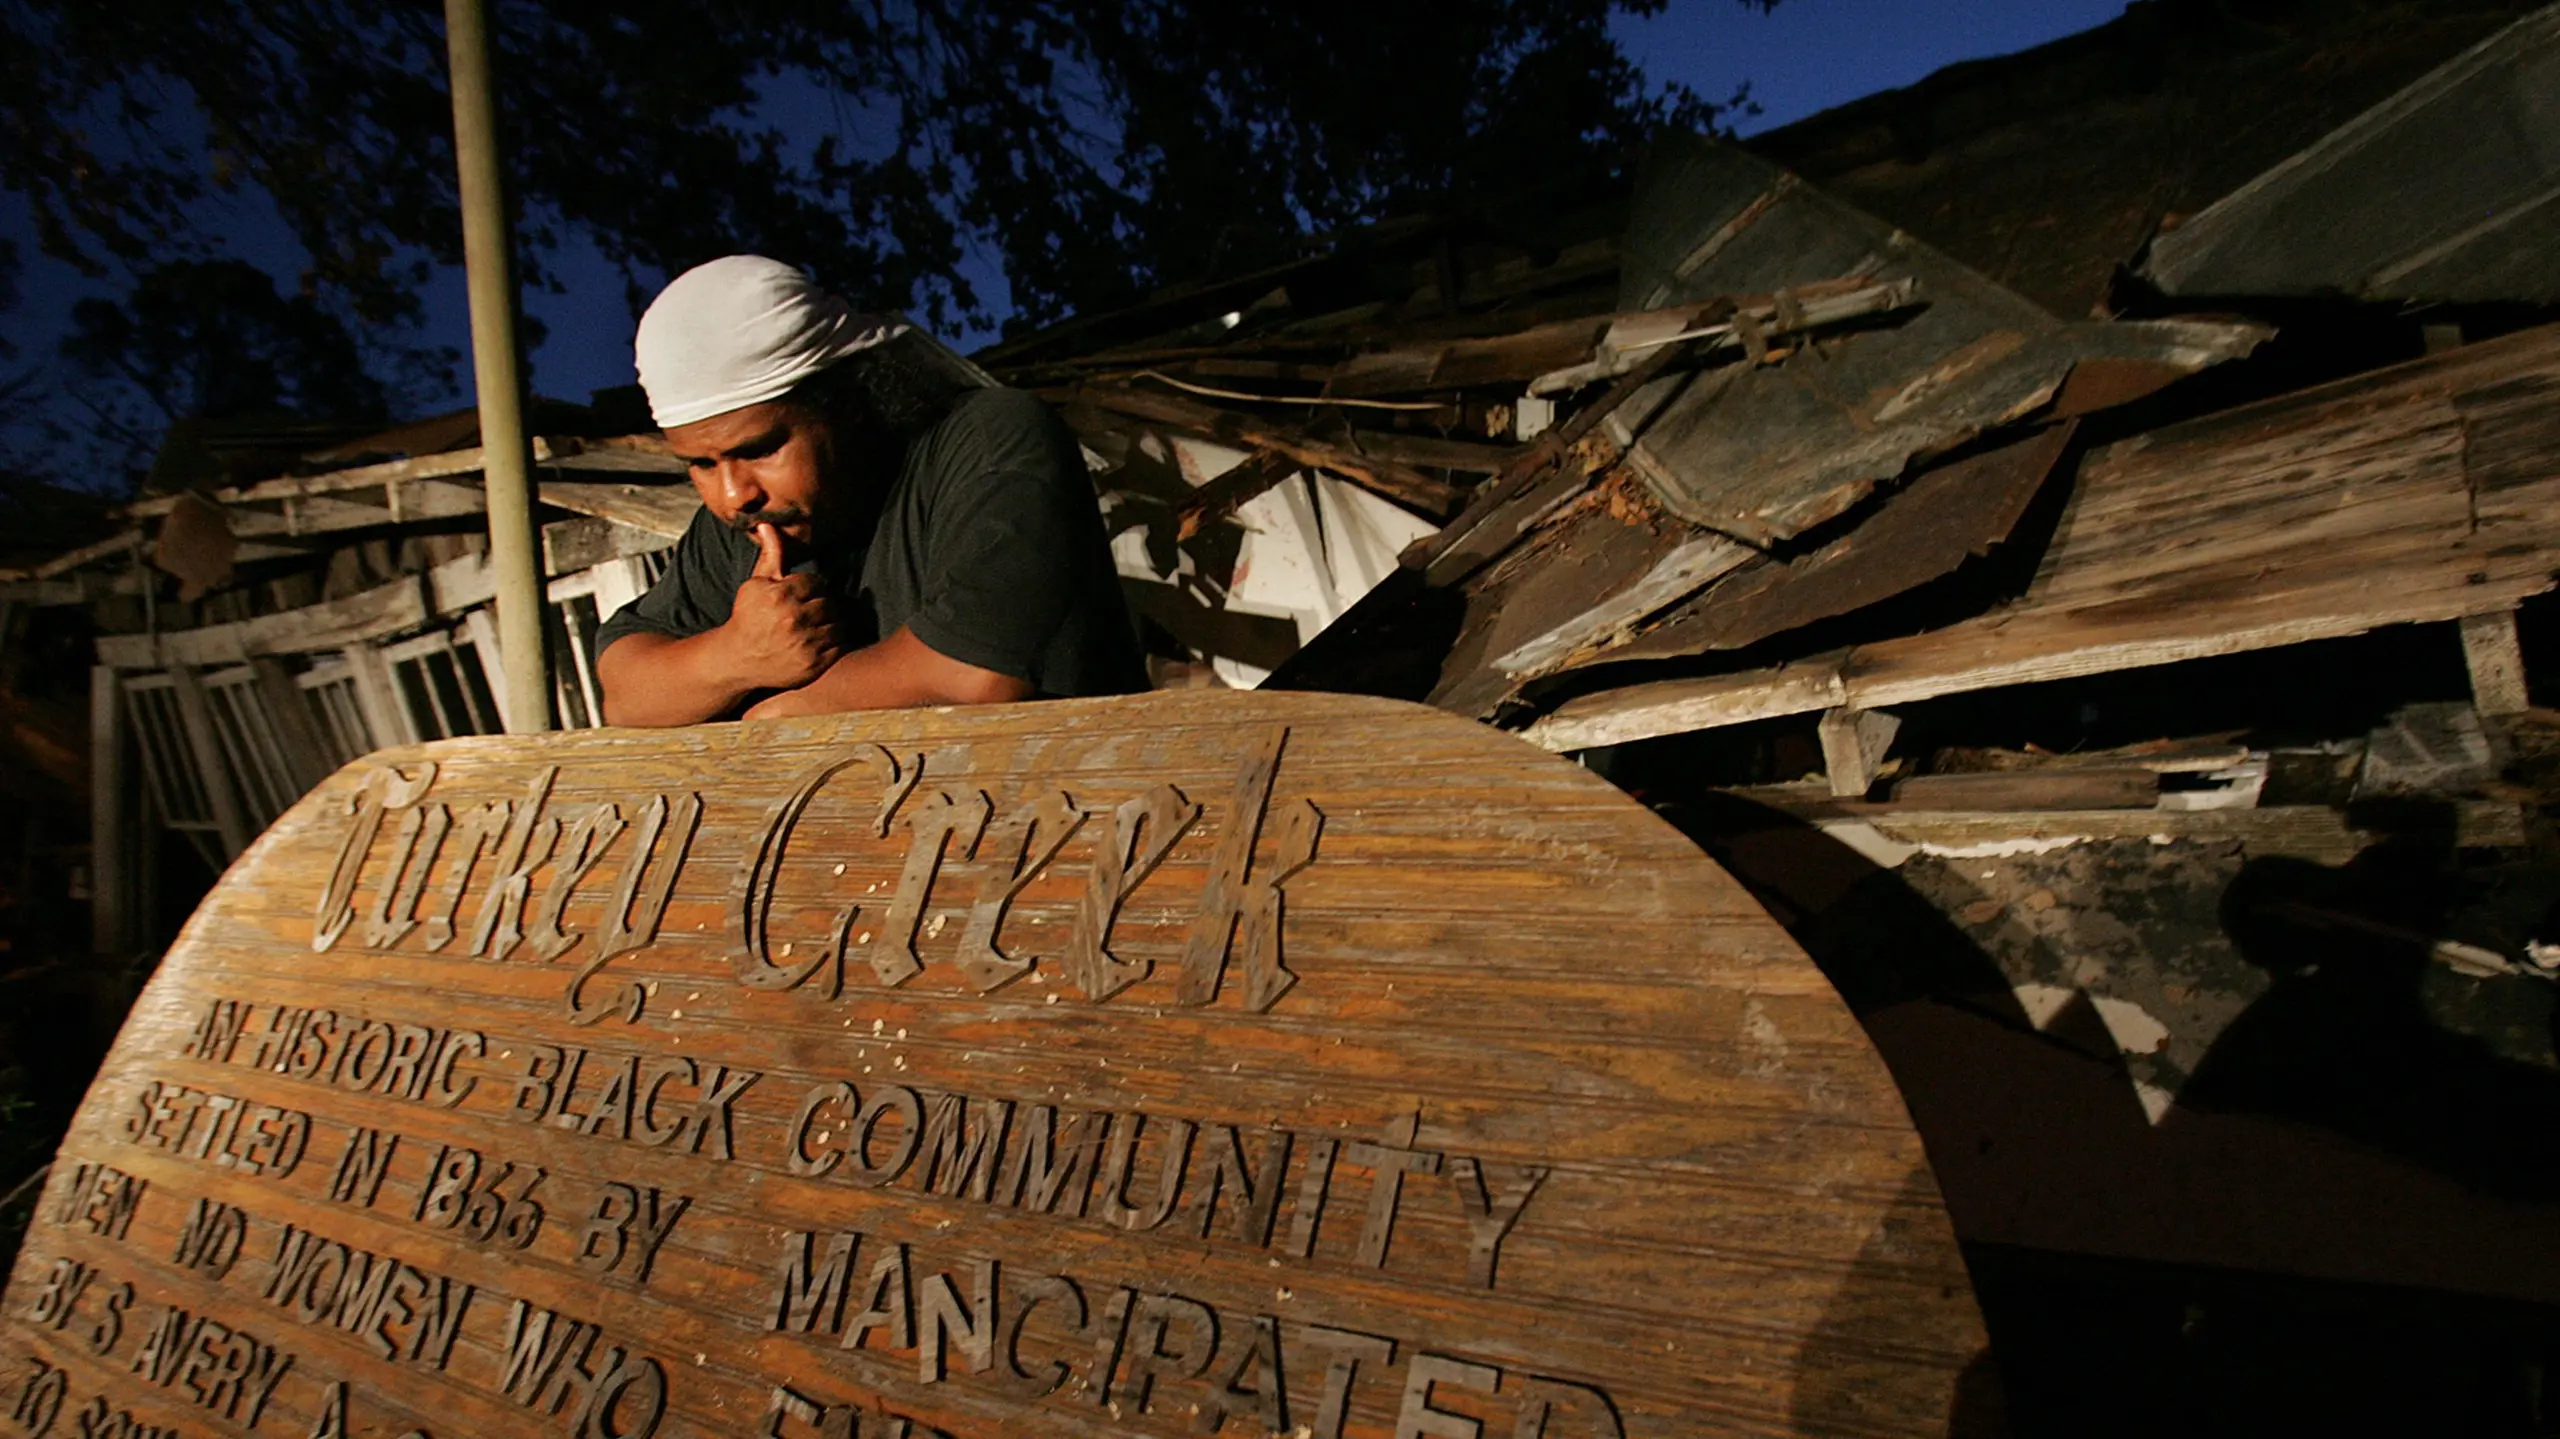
[1172, 450, 1297, 541]
[1817, 707, 1901, 799]
[1060, 385, 1466, 516]
[537, 479, 701, 539]
[165, 665, 253, 859]
[251, 657, 337, 793]
[121, 434, 680, 518]
[88, 665, 128, 957]
[2459, 609, 2531, 715]
[340, 643, 415, 748]
[95, 576, 431, 669]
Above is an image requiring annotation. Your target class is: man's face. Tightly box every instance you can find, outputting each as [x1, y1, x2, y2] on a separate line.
[665, 400, 838, 548]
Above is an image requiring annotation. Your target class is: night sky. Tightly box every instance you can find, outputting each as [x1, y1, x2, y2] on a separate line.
[0, 0, 2135, 434]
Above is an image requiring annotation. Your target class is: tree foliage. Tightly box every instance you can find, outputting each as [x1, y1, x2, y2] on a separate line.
[4, 0, 1744, 338]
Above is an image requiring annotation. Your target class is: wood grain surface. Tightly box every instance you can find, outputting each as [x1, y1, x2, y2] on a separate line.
[1, 692, 1984, 1439]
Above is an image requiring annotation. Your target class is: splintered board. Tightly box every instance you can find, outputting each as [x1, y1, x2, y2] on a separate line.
[3, 691, 1984, 1438]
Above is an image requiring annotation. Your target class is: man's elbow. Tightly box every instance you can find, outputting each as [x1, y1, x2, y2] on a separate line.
[941, 668, 1036, 706]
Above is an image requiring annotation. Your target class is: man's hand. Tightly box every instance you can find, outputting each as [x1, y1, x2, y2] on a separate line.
[718, 524, 840, 691]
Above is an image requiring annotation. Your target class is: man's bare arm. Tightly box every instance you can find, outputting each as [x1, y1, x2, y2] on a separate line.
[742, 626, 1034, 720]
[598, 523, 841, 726]
[597, 629, 767, 727]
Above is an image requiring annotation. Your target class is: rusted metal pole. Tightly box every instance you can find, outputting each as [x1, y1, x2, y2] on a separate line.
[443, 0, 552, 733]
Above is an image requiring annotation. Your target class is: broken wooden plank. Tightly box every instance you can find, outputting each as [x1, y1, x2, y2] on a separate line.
[537, 478, 702, 539]
[1523, 320, 2560, 752]
[121, 434, 681, 518]
[1607, 422, 2078, 666]
[1888, 767, 2160, 811]
[1059, 384, 1465, 515]
[1818, 708, 1902, 798]
[2459, 609, 2531, 715]
[94, 576, 430, 669]
[1171, 450, 1298, 541]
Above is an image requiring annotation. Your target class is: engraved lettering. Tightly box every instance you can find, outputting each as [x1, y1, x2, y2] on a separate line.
[1068, 784, 1198, 1001]
[1450, 1157, 1546, 1290]
[841, 1242, 913, 1353]
[1396, 1353, 1501, 1439]
[90, 1281, 132, 1356]
[733, 747, 912, 994]
[1283, 1136, 1340, 1258]
[847, 1085, 922, 1187]
[1203, 1312, 1289, 1434]
[529, 802, 627, 961]
[1194, 1126, 1291, 1246]
[914, 1258, 997, 1383]
[27, 1258, 91, 1331]
[996, 1106, 1107, 1217]
[51, 1161, 146, 1241]
[954, 789, 1084, 992]
[1299, 1326, 1396, 1439]
[364, 800, 449, 949]
[420, 798, 510, 951]
[467, 767, 560, 959]
[186, 997, 249, 1062]
[1179, 727, 1321, 1010]
[999, 1273, 1085, 1398]
[1117, 1293, 1217, 1414]
[876, 790, 992, 986]
[328, 1128, 399, 1208]
[1096, 1113, 1194, 1232]
[1347, 1116, 1443, 1269]
[314, 762, 437, 951]
[574, 1183, 689, 1285]
[573, 791, 701, 1025]
[916, 1093, 1010, 1202]
[771, 1232, 858, 1334]
[172, 1196, 248, 1278]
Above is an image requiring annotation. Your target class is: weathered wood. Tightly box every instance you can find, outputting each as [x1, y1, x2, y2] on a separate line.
[1061, 387, 1466, 516]
[1817, 708, 1901, 799]
[537, 481, 701, 542]
[1527, 321, 2560, 752]
[2458, 609, 2531, 716]
[1, 692, 1983, 1438]
[1887, 768, 2159, 812]
[163, 665, 252, 860]
[1170, 450, 1297, 541]
[90, 664, 130, 957]
[123, 437, 682, 519]
[95, 578, 432, 670]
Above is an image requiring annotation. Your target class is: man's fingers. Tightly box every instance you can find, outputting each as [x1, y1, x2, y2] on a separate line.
[750, 523, 787, 579]
[773, 572, 823, 599]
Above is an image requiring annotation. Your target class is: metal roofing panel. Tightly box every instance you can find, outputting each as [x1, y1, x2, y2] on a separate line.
[2141, 3, 2560, 304]
[1610, 135, 2260, 543]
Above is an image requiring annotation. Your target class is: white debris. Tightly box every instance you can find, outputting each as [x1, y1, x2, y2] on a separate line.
[1918, 835, 2088, 859]
[2011, 983, 2077, 1031]
[2090, 996, 2171, 1056]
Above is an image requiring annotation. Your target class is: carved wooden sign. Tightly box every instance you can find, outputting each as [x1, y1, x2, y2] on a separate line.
[4, 692, 1984, 1438]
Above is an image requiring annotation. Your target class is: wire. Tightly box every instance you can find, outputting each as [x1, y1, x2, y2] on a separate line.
[1134, 370, 1451, 412]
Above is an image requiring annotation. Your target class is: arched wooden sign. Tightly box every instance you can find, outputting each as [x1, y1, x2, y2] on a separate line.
[4, 693, 1984, 1438]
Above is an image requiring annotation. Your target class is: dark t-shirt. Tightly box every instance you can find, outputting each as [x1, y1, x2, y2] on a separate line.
[597, 387, 1146, 700]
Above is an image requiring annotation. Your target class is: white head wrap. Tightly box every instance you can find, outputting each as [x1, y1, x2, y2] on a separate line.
[634, 255, 907, 430]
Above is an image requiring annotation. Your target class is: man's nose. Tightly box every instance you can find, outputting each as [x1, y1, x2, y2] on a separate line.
[715, 460, 764, 513]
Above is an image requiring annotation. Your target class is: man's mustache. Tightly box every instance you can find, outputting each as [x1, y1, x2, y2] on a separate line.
[725, 505, 814, 535]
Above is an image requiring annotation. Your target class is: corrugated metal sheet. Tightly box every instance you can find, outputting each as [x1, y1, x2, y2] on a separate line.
[2141, 3, 2560, 305]
[1612, 135, 2264, 544]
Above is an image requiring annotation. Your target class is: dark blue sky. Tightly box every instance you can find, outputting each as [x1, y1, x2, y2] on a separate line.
[4, 0, 2134, 433]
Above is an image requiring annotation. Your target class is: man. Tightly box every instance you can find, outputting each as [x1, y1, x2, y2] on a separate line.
[596, 256, 1146, 725]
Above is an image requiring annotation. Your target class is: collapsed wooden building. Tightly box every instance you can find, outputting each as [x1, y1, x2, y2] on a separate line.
[6, 0, 2560, 1423]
